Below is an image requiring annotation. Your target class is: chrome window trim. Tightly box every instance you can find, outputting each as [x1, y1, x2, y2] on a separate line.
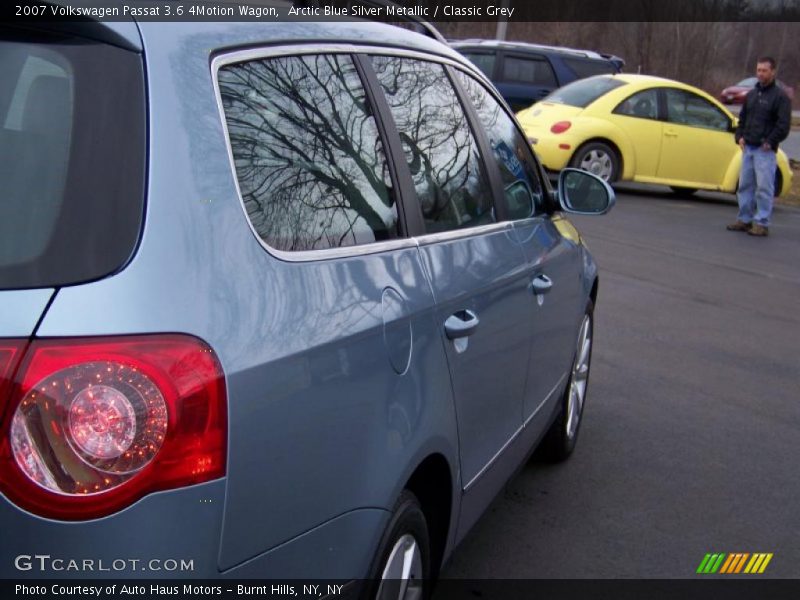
[211, 43, 500, 263]
[414, 222, 514, 246]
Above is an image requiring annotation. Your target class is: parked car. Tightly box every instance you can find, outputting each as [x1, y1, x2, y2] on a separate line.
[0, 16, 614, 595]
[517, 74, 793, 196]
[451, 39, 623, 112]
[720, 77, 794, 104]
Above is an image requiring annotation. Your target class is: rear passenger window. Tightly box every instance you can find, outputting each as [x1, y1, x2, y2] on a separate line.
[614, 89, 658, 120]
[501, 55, 557, 87]
[456, 71, 544, 218]
[218, 54, 398, 252]
[371, 56, 494, 234]
[562, 56, 617, 79]
[460, 52, 496, 78]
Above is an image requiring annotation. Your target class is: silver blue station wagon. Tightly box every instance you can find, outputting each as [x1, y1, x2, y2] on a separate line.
[0, 10, 613, 598]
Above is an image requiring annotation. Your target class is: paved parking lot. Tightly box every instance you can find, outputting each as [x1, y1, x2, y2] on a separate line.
[437, 186, 800, 581]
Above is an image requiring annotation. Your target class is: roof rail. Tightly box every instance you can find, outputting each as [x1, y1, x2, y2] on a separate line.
[293, 0, 446, 43]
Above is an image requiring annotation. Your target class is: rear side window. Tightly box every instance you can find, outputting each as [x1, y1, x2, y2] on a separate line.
[561, 56, 618, 79]
[459, 51, 496, 78]
[614, 89, 659, 120]
[544, 76, 627, 108]
[0, 28, 145, 290]
[501, 55, 557, 87]
[371, 56, 494, 234]
[218, 54, 398, 252]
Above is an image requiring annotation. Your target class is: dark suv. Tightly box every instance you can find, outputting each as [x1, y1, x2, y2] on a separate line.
[452, 39, 624, 112]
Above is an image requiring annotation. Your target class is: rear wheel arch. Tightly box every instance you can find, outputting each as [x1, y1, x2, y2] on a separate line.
[590, 277, 599, 307]
[403, 453, 453, 581]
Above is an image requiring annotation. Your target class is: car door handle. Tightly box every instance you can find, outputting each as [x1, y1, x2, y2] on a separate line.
[444, 310, 480, 340]
[664, 128, 678, 137]
[531, 274, 553, 295]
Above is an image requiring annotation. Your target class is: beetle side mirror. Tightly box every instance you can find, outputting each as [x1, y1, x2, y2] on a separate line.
[556, 168, 615, 215]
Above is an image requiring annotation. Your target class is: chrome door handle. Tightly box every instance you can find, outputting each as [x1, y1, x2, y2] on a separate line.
[444, 310, 480, 340]
[531, 274, 553, 295]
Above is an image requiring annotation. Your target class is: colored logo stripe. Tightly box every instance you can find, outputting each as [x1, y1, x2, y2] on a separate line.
[720, 553, 749, 573]
[697, 553, 726, 574]
[744, 553, 774, 574]
[698, 552, 773, 574]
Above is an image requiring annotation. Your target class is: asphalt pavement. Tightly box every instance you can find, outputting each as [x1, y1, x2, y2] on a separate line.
[436, 186, 800, 582]
[781, 131, 800, 161]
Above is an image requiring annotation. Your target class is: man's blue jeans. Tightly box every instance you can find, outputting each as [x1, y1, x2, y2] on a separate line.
[737, 144, 776, 227]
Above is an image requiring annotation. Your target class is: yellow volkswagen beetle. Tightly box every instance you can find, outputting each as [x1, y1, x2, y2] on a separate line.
[516, 74, 793, 196]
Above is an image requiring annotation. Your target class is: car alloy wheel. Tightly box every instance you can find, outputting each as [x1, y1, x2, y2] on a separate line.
[571, 142, 619, 182]
[368, 491, 430, 600]
[566, 312, 592, 441]
[537, 301, 594, 462]
[377, 534, 424, 600]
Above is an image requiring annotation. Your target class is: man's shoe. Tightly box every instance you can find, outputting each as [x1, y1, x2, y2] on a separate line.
[747, 224, 769, 236]
[726, 220, 752, 232]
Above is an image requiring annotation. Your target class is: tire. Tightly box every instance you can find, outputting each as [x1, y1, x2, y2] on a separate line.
[774, 169, 783, 198]
[670, 186, 697, 196]
[539, 301, 594, 462]
[365, 490, 431, 600]
[569, 142, 620, 183]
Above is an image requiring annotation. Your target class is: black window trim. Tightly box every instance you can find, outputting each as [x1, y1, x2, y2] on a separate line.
[442, 63, 509, 224]
[352, 54, 422, 238]
[450, 64, 550, 222]
[449, 64, 550, 221]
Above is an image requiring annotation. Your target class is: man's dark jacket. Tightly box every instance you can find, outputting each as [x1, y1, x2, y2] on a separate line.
[735, 80, 791, 151]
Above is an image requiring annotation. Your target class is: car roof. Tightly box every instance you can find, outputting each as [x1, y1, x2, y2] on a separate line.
[134, 19, 464, 60]
[609, 73, 683, 85]
[37, 2, 457, 59]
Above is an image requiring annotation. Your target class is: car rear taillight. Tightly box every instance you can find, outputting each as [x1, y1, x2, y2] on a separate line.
[0, 335, 226, 520]
[0, 341, 26, 403]
[550, 121, 572, 134]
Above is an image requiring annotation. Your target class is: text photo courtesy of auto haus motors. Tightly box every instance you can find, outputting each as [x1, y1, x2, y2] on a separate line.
[1, 0, 799, 599]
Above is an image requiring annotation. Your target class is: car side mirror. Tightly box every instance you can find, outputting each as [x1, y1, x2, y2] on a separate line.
[730, 117, 739, 132]
[556, 168, 615, 215]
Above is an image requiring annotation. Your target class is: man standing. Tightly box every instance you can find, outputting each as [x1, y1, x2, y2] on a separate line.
[727, 57, 791, 237]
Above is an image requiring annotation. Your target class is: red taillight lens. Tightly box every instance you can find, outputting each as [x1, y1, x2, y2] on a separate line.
[0, 335, 226, 520]
[0, 340, 26, 404]
[550, 121, 572, 134]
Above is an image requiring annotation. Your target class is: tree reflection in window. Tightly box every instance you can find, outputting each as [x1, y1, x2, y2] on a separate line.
[371, 56, 494, 234]
[219, 54, 397, 251]
[456, 71, 543, 219]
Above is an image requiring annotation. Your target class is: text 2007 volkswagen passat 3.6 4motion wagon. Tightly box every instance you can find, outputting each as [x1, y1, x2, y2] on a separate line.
[0, 11, 613, 597]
